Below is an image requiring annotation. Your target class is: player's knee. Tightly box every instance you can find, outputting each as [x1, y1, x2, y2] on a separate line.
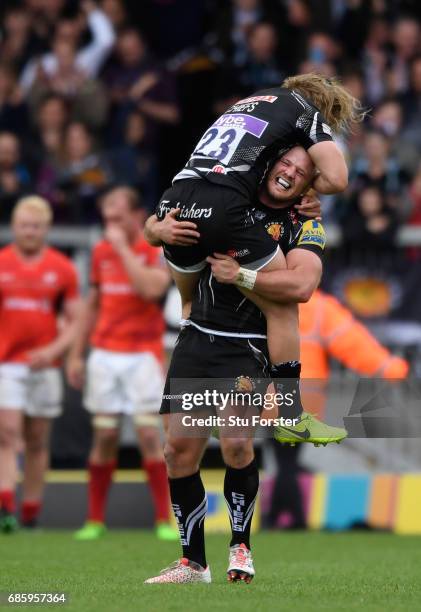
[221, 438, 253, 468]
[138, 428, 162, 456]
[93, 428, 119, 453]
[163, 440, 182, 469]
[164, 439, 196, 472]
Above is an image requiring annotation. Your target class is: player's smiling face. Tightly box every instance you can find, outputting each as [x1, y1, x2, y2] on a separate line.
[266, 147, 315, 203]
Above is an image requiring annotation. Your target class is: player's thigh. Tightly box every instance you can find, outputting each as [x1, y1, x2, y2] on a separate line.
[160, 326, 210, 416]
[212, 335, 271, 431]
[27, 369, 63, 418]
[0, 364, 27, 444]
[0, 363, 28, 411]
[84, 349, 122, 415]
[127, 352, 164, 416]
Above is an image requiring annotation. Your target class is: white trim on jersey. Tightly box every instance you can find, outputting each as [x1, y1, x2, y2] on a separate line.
[183, 319, 267, 340]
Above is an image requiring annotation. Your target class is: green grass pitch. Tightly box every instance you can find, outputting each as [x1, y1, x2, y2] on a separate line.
[1, 531, 420, 611]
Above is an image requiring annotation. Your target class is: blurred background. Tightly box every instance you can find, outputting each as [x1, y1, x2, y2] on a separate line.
[1, 0, 421, 533]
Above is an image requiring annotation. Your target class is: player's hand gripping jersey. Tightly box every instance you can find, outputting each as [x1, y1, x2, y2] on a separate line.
[188, 204, 326, 337]
[158, 88, 333, 272]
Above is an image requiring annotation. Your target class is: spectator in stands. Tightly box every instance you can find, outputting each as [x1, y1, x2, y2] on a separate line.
[102, 27, 179, 144]
[371, 99, 420, 176]
[38, 121, 112, 224]
[340, 186, 398, 256]
[408, 164, 421, 226]
[100, 0, 128, 30]
[26, 35, 109, 129]
[20, 1, 115, 95]
[233, 21, 285, 92]
[209, 0, 269, 66]
[279, 0, 313, 72]
[214, 21, 285, 113]
[347, 130, 411, 218]
[361, 17, 391, 105]
[34, 94, 69, 158]
[58, 121, 114, 222]
[0, 7, 33, 74]
[388, 17, 420, 96]
[305, 32, 343, 73]
[33, 95, 69, 209]
[399, 55, 421, 152]
[0, 132, 31, 221]
[107, 111, 158, 211]
[0, 63, 28, 137]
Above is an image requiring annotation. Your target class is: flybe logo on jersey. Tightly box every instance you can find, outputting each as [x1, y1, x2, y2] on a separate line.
[297, 220, 326, 249]
[214, 114, 268, 138]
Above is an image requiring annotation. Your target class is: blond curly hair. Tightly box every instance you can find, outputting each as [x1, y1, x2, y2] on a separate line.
[282, 73, 366, 133]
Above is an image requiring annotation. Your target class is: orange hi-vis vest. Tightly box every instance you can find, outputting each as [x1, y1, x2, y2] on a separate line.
[299, 290, 409, 417]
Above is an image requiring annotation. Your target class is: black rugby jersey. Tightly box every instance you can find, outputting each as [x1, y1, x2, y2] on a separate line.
[173, 88, 334, 199]
[188, 203, 326, 337]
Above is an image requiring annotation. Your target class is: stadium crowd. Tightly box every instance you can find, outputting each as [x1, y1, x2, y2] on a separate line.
[0, 0, 420, 244]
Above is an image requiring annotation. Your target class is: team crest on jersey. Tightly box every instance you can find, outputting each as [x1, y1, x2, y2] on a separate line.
[297, 220, 326, 249]
[265, 221, 284, 241]
[234, 376, 255, 393]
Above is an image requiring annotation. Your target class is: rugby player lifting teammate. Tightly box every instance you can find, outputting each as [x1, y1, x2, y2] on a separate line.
[155, 73, 364, 433]
[144, 146, 346, 584]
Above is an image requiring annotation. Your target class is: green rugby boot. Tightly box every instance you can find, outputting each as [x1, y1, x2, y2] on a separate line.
[275, 411, 347, 446]
[0, 509, 19, 534]
[74, 521, 107, 541]
[155, 522, 179, 541]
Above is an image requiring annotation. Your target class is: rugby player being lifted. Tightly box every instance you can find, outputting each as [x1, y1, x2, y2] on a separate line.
[154, 73, 364, 439]
[144, 145, 346, 584]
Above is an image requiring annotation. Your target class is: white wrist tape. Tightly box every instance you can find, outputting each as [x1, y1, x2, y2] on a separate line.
[235, 267, 257, 290]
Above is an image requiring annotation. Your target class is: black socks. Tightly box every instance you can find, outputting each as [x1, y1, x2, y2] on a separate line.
[224, 459, 259, 549]
[169, 471, 208, 568]
[271, 360, 303, 420]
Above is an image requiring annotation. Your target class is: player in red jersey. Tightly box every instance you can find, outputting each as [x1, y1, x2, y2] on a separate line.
[0, 196, 79, 533]
[67, 187, 177, 541]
